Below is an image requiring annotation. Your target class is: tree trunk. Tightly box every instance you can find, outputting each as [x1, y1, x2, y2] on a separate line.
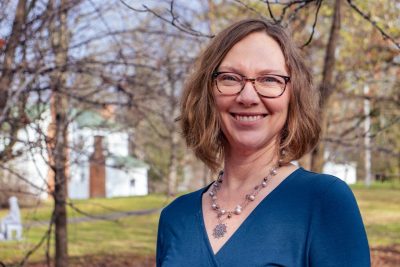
[48, 83, 69, 267]
[48, 0, 70, 266]
[0, 0, 26, 113]
[53, 104, 69, 267]
[311, 0, 342, 172]
[0, 0, 27, 162]
[167, 130, 179, 196]
[207, 0, 216, 34]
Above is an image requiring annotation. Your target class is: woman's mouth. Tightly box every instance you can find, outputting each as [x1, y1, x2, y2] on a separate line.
[231, 113, 267, 122]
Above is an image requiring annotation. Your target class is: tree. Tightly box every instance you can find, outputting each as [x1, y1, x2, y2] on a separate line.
[47, 0, 70, 265]
[310, 0, 343, 172]
[121, 0, 399, 182]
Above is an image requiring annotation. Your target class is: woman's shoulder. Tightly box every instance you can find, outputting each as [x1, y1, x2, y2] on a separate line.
[292, 167, 353, 200]
[300, 169, 370, 265]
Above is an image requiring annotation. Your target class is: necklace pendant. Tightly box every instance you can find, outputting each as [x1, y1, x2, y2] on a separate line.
[212, 223, 227, 239]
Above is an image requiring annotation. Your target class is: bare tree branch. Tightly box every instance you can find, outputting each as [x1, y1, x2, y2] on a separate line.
[266, 0, 278, 22]
[346, 0, 400, 49]
[301, 0, 322, 47]
[0, 163, 49, 192]
[324, 137, 400, 158]
[232, 0, 267, 20]
[119, 0, 214, 38]
[18, 210, 55, 267]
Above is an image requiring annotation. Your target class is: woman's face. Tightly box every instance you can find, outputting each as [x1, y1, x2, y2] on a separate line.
[214, 32, 290, 153]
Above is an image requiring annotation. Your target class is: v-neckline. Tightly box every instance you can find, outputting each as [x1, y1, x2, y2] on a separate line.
[198, 167, 301, 259]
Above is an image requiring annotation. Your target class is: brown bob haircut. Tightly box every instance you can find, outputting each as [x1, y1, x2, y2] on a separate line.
[180, 18, 321, 172]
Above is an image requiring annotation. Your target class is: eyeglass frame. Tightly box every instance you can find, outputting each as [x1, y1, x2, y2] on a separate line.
[212, 71, 291, 98]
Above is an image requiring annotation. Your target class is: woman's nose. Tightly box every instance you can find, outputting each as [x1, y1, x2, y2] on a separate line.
[236, 80, 261, 106]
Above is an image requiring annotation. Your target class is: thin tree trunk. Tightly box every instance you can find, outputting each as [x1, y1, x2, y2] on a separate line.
[167, 130, 179, 196]
[0, 0, 26, 112]
[48, 0, 70, 265]
[0, 0, 27, 162]
[207, 0, 216, 34]
[50, 84, 69, 267]
[311, 0, 342, 172]
[363, 85, 372, 187]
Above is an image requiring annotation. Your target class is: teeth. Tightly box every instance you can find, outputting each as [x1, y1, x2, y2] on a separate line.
[235, 115, 263, 121]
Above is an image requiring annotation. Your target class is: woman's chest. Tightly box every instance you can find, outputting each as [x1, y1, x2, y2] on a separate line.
[161, 210, 311, 267]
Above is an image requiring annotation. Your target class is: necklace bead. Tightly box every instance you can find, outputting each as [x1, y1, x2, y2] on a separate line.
[209, 164, 279, 239]
[234, 205, 242, 215]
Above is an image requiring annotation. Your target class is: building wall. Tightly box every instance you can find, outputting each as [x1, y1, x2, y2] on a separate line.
[68, 162, 89, 199]
[68, 124, 148, 199]
[68, 164, 148, 199]
[106, 166, 148, 198]
[10, 117, 51, 199]
[323, 162, 357, 184]
[6, 109, 148, 200]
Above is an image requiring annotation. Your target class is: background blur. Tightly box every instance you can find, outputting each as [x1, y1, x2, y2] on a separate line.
[0, 0, 399, 266]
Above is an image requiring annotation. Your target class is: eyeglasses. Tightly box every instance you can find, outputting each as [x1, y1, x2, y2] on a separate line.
[212, 71, 290, 98]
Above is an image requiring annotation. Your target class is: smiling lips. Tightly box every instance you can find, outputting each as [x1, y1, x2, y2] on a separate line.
[231, 113, 268, 122]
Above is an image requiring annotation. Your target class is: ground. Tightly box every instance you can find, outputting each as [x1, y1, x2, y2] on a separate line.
[1, 185, 399, 266]
[371, 245, 400, 267]
[28, 254, 155, 267]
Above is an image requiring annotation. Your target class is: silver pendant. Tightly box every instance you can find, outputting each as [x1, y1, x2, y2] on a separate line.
[212, 223, 227, 239]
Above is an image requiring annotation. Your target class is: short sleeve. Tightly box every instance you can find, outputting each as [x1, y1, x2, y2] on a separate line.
[308, 178, 370, 266]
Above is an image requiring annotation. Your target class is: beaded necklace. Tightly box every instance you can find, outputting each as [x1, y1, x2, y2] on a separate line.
[209, 165, 279, 239]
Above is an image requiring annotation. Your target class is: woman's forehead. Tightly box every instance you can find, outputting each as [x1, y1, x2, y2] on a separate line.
[219, 32, 288, 75]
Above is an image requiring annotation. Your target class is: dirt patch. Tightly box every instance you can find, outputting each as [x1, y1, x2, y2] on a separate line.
[371, 245, 400, 267]
[23, 254, 155, 267]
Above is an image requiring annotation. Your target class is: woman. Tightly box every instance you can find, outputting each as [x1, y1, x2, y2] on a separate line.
[156, 18, 370, 266]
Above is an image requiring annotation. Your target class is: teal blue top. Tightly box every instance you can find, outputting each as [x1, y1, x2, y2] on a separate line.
[156, 168, 370, 267]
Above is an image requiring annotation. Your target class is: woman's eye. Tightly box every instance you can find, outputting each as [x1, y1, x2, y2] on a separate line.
[259, 76, 282, 84]
[221, 74, 240, 81]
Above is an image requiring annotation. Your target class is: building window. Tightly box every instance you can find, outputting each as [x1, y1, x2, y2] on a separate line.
[130, 179, 136, 188]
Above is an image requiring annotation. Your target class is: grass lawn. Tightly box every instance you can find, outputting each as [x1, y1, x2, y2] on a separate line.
[0, 194, 168, 265]
[0, 184, 399, 265]
[351, 184, 400, 247]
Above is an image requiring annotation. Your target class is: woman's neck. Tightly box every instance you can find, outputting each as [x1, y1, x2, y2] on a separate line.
[221, 142, 279, 192]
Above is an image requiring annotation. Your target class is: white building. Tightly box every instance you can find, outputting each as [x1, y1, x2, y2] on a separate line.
[323, 161, 357, 184]
[3, 106, 148, 200]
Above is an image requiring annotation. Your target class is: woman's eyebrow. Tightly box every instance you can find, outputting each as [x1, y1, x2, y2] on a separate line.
[257, 69, 289, 76]
[217, 66, 242, 73]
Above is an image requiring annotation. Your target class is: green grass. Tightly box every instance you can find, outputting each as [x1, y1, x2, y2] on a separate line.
[0, 185, 399, 264]
[0, 194, 169, 222]
[0, 195, 168, 265]
[351, 180, 400, 190]
[351, 185, 400, 247]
